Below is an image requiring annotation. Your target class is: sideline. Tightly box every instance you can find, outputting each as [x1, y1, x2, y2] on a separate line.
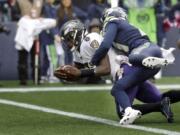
[0, 84, 180, 93]
[0, 98, 179, 135]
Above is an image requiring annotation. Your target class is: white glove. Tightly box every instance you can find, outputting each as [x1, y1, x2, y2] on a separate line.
[161, 47, 175, 64]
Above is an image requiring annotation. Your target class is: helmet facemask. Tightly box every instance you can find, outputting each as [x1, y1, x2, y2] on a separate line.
[61, 20, 85, 52]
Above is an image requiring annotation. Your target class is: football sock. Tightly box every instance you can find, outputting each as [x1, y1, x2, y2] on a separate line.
[132, 103, 161, 115]
[162, 90, 180, 104]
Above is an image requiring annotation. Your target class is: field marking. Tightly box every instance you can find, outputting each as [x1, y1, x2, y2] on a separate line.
[0, 99, 179, 135]
[0, 84, 180, 93]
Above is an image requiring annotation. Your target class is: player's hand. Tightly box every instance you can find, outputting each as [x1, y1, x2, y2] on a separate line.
[64, 65, 81, 77]
[54, 66, 68, 80]
[54, 65, 81, 81]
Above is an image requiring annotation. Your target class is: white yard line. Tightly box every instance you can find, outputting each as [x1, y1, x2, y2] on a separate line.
[0, 84, 179, 93]
[0, 86, 111, 92]
[0, 99, 179, 135]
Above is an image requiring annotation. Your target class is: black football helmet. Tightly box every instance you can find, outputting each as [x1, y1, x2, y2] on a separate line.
[60, 20, 85, 50]
[101, 7, 127, 23]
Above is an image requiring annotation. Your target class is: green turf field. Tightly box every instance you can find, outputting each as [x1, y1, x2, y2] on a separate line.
[0, 77, 179, 135]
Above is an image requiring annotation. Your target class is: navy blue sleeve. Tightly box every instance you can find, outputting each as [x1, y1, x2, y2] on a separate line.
[91, 22, 118, 65]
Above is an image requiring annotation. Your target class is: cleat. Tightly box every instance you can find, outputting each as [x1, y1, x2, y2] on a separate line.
[142, 57, 170, 68]
[161, 97, 174, 123]
[120, 107, 141, 125]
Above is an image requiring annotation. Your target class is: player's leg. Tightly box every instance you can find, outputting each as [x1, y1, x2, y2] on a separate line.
[135, 81, 173, 123]
[112, 82, 141, 125]
[114, 65, 140, 123]
[115, 80, 173, 123]
[133, 97, 173, 123]
[115, 86, 139, 118]
[136, 81, 162, 103]
[111, 66, 159, 124]
[116, 97, 174, 123]
[137, 82, 180, 107]
[129, 43, 168, 68]
[111, 66, 160, 109]
[162, 90, 180, 104]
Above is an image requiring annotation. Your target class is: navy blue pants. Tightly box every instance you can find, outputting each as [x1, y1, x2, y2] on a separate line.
[111, 43, 162, 109]
[129, 43, 163, 66]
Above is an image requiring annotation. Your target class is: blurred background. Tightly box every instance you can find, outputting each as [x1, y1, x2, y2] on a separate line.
[0, 0, 180, 85]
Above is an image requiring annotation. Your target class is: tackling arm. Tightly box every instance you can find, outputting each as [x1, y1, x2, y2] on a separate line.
[90, 23, 118, 65]
[94, 55, 110, 76]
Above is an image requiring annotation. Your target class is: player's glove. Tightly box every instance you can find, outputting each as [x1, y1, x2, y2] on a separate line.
[54, 65, 81, 81]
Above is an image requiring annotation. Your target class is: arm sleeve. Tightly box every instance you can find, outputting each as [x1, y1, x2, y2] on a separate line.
[90, 22, 118, 65]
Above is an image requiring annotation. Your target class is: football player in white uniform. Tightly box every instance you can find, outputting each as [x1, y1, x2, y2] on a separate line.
[54, 20, 180, 125]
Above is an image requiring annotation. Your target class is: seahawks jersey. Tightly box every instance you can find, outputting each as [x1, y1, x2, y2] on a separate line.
[103, 18, 150, 53]
[91, 17, 151, 65]
[73, 32, 128, 80]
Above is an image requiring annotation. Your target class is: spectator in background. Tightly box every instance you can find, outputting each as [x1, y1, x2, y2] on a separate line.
[39, 0, 60, 83]
[168, 0, 180, 21]
[15, 0, 44, 85]
[55, 0, 88, 66]
[0, 0, 11, 22]
[9, 0, 21, 21]
[167, 1, 180, 49]
[88, 18, 102, 33]
[154, 0, 171, 47]
[87, 0, 109, 21]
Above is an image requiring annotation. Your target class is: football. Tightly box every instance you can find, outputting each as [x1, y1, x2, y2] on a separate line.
[54, 65, 80, 81]
[54, 65, 68, 79]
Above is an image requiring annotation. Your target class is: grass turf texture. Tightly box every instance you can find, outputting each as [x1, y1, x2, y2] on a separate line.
[0, 91, 179, 135]
[0, 77, 179, 134]
[0, 104, 155, 135]
[0, 77, 180, 87]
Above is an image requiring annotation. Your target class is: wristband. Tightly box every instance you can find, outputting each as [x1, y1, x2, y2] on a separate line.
[80, 68, 95, 77]
[88, 62, 96, 69]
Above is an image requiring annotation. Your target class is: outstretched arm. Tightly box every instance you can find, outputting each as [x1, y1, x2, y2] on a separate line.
[91, 23, 118, 65]
[54, 55, 111, 80]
